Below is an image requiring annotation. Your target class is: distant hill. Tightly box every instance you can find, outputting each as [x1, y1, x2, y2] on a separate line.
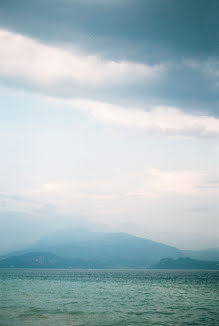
[0, 252, 91, 269]
[0, 229, 182, 268]
[29, 229, 182, 267]
[150, 257, 219, 270]
[182, 248, 219, 261]
[1, 229, 218, 269]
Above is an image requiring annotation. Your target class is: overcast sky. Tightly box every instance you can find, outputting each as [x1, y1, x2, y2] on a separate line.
[0, 0, 218, 252]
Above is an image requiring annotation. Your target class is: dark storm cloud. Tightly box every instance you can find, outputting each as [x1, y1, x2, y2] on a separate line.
[0, 0, 218, 116]
[0, 0, 217, 60]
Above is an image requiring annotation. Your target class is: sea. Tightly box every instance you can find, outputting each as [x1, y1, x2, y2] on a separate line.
[0, 269, 218, 326]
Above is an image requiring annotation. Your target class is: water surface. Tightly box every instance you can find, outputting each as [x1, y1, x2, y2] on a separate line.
[0, 269, 218, 325]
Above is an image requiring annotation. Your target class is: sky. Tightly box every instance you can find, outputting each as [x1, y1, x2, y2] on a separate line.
[0, 0, 219, 252]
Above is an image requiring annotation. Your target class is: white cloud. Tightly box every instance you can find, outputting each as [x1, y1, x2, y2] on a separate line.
[49, 97, 219, 138]
[29, 169, 219, 210]
[146, 169, 207, 195]
[2, 28, 218, 139]
[0, 29, 163, 87]
[121, 169, 219, 198]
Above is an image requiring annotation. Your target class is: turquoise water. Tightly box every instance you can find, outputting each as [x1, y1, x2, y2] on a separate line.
[0, 269, 218, 326]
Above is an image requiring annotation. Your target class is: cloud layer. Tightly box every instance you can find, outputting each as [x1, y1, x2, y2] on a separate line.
[3, 27, 219, 138]
[0, 26, 218, 139]
[0, 29, 163, 87]
[50, 97, 219, 138]
[0, 1, 218, 251]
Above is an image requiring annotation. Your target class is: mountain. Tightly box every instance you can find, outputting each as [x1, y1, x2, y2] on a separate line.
[31, 229, 182, 266]
[1, 229, 218, 269]
[0, 229, 182, 268]
[182, 248, 219, 261]
[150, 257, 219, 270]
[0, 252, 91, 269]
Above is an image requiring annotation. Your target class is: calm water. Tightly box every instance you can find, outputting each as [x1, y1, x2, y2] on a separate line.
[0, 269, 218, 326]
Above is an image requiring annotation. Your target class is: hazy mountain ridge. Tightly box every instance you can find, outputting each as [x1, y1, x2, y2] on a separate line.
[0, 252, 92, 269]
[1, 253, 219, 270]
[0, 229, 218, 268]
[27, 229, 182, 266]
[182, 248, 219, 262]
[150, 257, 219, 270]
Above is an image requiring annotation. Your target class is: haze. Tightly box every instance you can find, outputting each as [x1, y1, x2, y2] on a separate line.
[0, 0, 218, 253]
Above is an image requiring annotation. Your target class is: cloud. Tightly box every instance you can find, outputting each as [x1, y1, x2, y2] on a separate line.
[121, 169, 219, 198]
[36, 181, 157, 201]
[0, 192, 42, 213]
[29, 169, 219, 210]
[49, 97, 219, 138]
[0, 29, 163, 88]
[0, 0, 215, 60]
[65, 0, 123, 4]
[146, 169, 206, 195]
[0, 28, 217, 120]
[185, 59, 219, 83]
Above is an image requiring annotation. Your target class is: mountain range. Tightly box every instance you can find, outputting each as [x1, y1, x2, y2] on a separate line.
[0, 229, 218, 269]
[150, 257, 219, 270]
